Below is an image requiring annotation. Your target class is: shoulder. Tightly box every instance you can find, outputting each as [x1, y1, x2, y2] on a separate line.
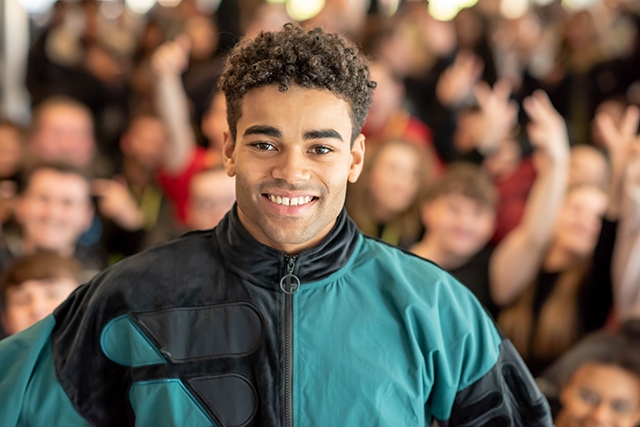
[354, 236, 482, 309]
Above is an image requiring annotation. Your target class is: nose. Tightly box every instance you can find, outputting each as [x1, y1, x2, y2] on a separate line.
[590, 401, 613, 424]
[271, 149, 310, 184]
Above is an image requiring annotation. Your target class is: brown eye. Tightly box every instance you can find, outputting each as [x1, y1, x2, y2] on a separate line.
[310, 146, 332, 155]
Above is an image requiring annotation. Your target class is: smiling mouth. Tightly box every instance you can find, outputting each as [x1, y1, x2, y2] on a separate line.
[264, 194, 317, 206]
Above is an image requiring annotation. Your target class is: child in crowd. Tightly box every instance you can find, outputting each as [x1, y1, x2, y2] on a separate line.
[1, 251, 82, 337]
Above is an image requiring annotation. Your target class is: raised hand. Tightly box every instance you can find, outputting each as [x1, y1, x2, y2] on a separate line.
[92, 177, 144, 231]
[436, 50, 484, 108]
[474, 79, 519, 156]
[151, 35, 191, 78]
[596, 105, 640, 169]
[523, 90, 570, 167]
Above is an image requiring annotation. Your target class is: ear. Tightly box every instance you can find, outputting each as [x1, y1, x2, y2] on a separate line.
[420, 201, 433, 227]
[348, 134, 366, 183]
[222, 130, 236, 177]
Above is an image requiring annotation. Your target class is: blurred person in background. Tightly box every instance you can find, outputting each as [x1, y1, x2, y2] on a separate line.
[413, 90, 570, 318]
[153, 36, 227, 226]
[346, 138, 434, 249]
[538, 319, 640, 427]
[0, 120, 25, 227]
[0, 163, 107, 280]
[496, 102, 639, 374]
[185, 166, 235, 231]
[0, 251, 82, 339]
[94, 113, 178, 261]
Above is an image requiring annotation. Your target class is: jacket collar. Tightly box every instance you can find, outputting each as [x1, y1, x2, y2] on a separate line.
[214, 204, 360, 290]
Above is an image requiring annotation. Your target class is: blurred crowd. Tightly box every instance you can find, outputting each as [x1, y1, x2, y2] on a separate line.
[2, 0, 640, 424]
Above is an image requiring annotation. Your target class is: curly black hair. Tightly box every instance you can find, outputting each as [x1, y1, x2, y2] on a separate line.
[219, 24, 376, 144]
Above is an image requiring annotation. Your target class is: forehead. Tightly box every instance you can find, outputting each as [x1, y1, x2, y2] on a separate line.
[570, 363, 640, 397]
[237, 85, 353, 138]
[40, 106, 92, 128]
[566, 186, 607, 207]
[375, 143, 418, 165]
[27, 169, 89, 194]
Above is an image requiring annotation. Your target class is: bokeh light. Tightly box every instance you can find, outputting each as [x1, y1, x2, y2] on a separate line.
[125, 0, 156, 14]
[286, 0, 325, 21]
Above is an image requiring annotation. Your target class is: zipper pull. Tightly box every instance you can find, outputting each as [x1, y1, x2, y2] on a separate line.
[280, 256, 300, 294]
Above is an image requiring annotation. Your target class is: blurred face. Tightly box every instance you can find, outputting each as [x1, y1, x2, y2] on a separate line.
[2, 277, 79, 335]
[16, 169, 93, 254]
[554, 186, 608, 259]
[223, 85, 364, 254]
[31, 105, 94, 168]
[121, 116, 167, 170]
[368, 143, 421, 219]
[365, 63, 403, 132]
[202, 92, 228, 152]
[569, 146, 608, 189]
[422, 193, 496, 259]
[558, 363, 640, 427]
[0, 125, 23, 178]
[186, 170, 236, 231]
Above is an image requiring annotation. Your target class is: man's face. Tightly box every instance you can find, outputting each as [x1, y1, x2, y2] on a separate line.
[30, 106, 95, 168]
[16, 169, 93, 254]
[186, 169, 236, 231]
[558, 363, 640, 427]
[223, 85, 365, 254]
[121, 116, 167, 171]
[1, 277, 79, 335]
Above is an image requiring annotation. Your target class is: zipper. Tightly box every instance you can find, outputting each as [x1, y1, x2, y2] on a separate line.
[280, 255, 299, 427]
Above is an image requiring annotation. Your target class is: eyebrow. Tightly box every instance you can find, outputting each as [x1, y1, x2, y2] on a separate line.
[242, 125, 344, 142]
[243, 125, 282, 138]
[303, 129, 343, 142]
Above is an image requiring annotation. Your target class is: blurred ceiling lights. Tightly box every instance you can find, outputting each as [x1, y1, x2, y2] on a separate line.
[429, 0, 478, 21]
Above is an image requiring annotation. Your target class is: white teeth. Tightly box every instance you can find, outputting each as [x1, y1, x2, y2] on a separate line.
[268, 195, 313, 206]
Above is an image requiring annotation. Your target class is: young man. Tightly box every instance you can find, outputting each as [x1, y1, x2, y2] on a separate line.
[0, 25, 552, 426]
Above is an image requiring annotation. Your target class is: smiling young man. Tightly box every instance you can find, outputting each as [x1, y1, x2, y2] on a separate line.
[0, 25, 552, 426]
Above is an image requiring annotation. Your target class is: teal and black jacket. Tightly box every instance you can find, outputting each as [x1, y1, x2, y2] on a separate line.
[0, 207, 552, 426]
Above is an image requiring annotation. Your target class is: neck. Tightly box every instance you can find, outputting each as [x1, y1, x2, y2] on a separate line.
[370, 203, 395, 224]
[123, 159, 154, 191]
[543, 242, 579, 272]
[23, 238, 75, 258]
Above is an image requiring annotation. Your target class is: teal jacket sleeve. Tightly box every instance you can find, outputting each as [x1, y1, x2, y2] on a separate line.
[419, 272, 553, 426]
[0, 316, 89, 426]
